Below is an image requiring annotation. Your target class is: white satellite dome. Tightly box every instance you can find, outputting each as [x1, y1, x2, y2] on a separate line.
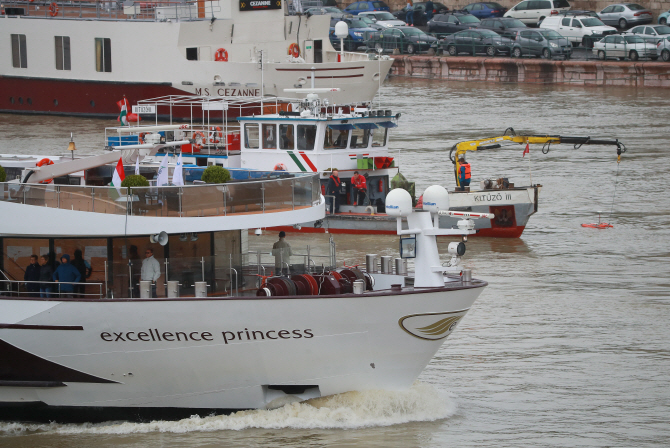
[422, 185, 450, 213]
[385, 188, 413, 217]
[334, 21, 349, 39]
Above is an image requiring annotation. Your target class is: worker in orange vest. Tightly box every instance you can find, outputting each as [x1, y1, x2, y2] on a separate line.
[458, 156, 471, 191]
[351, 171, 367, 206]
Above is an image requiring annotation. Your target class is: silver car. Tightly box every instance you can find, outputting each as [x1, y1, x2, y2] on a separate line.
[657, 36, 670, 61]
[598, 3, 653, 29]
[626, 24, 670, 43]
[592, 34, 658, 60]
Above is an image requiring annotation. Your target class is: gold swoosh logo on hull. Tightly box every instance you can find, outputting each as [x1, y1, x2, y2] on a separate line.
[398, 310, 467, 341]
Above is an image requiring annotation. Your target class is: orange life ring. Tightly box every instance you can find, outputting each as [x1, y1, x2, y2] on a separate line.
[36, 158, 54, 184]
[192, 131, 205, 150]
[214, 48, 228, 62]
[49, 2, 59, 16]
[206, 127, 221, 144]
[288, 43, 300, 58]
[138, 132, 147, 144]
[274, 163, 288, 171]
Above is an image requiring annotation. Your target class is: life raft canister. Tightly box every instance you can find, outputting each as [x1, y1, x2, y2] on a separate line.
[288, 43, 300, 58]
[274, 163, 288, 171]
[49, 2, 59, 16]
[214, 48, 228, 62]
[36, 158, 54, 184]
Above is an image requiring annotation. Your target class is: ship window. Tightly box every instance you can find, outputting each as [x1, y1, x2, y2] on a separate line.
[297, 125, 317, 151]
[55, 36, 71, 71]
[350, 127, 370, 149]
[324, 125, 351, 150]
[279, 124, 294, 150]
[186, 47, 198, 61]
[244, 123, 259, 149]
[11, 34, 27, 68]
[262, 124, 277, 149]
[371, 127, 387, 147]
[95, 38, 112, 72]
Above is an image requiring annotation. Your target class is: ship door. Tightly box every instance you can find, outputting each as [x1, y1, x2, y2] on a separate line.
[304, 39, 314, 63]
[314, 39, 323, 63]
[200, 46, 211, 62]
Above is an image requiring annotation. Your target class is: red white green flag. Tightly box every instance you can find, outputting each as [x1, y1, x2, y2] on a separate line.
[111, 157, 125, 196]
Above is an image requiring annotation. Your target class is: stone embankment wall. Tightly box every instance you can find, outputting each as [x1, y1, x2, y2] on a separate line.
[390, 56, 670, 87]
[335, 0, 670, 23]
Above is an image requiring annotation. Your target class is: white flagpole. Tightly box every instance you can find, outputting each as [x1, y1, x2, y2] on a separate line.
[528, 148, 532, 186]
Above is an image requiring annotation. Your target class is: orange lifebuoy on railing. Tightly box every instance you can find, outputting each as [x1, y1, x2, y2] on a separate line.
[192, 131, 206, 151]
[214, 48, 228, 62]
[288, 43, 300, 58]
[49, 2, 59, 17]
[274, 163, 288, 171]
[138, 132, 147, 144]
[36, 158, 54, 184]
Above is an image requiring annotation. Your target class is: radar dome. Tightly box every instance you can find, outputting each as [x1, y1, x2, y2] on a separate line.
[386, 188, 413, 217]
[334, 21, 349, 39]
[422, 185, 449, 213]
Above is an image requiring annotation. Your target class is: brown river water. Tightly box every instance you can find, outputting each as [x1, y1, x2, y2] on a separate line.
[1, 77, 669, 447]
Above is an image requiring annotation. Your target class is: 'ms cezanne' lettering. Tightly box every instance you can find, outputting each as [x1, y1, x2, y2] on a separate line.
[100, 328, 314, 344]
[194, 88, 261, 97]
[239, 0, 281, 11]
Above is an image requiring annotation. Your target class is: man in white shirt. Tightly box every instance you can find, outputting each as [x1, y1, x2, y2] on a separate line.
[141, 248, 161, 297]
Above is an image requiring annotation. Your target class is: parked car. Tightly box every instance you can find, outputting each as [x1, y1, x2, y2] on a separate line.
[343, 1, 390, 15]
[658, 9, 670, 25]
[427, 12, 481, 34]
[358, 11, 406, 27]
[656, 36, 670, 61]
[540, 15, 618, 47]
[306, 6, 344, 18]
[511, 29, 572, 58]
[392, 2, 450, 26]
[598, 4, 652, 29]
[478, 17, 528, 39]
[462, 2, 508, 19]
[504, 0, 571, 27]
[592, 34, 657, 60]
[329, 18, 378, 50]
[626, 25, 670, 43]
[558, 10, 598, 17]
[442, 28, 514, 55]
[366, 26, 439, 53]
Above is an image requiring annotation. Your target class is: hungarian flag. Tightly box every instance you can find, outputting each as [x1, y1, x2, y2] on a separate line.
[111, 157, 125, 196]
[522, 143, 530, 158]
[117, 98, 129, 126]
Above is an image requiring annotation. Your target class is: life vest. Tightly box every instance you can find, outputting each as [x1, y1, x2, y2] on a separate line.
[352, 175, 366, 190]
[461, 162, 471, 180]
[330, 175, 341, 187]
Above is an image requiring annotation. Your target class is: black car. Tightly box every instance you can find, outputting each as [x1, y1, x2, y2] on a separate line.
[442, 28, 514, 56]
[427, 12, 481, 35]
[478, 17, 527, 39]
[366, 26, 439, 54]
[392, 2, 450, 26]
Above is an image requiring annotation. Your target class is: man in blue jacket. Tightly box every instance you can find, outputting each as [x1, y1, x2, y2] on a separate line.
[53, 254, 81, 298]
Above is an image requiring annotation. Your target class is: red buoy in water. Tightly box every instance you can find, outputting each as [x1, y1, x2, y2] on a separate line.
[582, 212, 613, 229]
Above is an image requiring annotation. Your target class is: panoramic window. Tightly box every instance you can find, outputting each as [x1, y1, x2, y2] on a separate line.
[11, 34, 27, 68]
[279, 124, 294, 150]
[262, 124, 277, 149]
[371, 127, 387, 147]
[244, 123, 259, 149]
[350, 127, 370, 149]
[55, 36, 71, 71]
[95, 38, 112, 72]
[324, 126, 349, 149]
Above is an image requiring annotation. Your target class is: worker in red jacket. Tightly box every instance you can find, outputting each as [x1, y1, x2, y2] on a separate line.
[351, 171, 367, 206]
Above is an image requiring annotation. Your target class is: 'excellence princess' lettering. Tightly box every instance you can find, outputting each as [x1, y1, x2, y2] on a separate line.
[100, 328, 314, 343]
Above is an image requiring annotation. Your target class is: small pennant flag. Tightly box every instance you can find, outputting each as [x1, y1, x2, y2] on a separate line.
[522, 143, 530, 158]
[135, 152, 140, 175]
[156, 153, 169, 187]
[172, 153, 184, 186]
[111, 157, 125, 196]
[117, 98, 128, 126]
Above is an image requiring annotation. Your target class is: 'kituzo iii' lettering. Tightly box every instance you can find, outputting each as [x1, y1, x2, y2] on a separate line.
[473, 193, 512, 202]
[100, 328, 314, 344]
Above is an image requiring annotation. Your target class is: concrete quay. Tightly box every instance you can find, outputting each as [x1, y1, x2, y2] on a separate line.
[390, 56, 670, 87]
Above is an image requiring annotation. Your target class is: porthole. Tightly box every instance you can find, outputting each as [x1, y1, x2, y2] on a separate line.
[53, 99, 59, 106]
[27, 98, 32, 105]
[9, 97, 14, 104]
[90, 100, 95, 108]
[18, 97, 23, 104]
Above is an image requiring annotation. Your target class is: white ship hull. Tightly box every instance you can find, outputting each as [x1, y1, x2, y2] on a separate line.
[0, 282, 485, 422]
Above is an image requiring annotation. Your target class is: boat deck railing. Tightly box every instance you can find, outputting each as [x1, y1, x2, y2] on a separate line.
[0, 0, 216, 22]
[1, 279, 105, 299]
[0, 173, 320, 217]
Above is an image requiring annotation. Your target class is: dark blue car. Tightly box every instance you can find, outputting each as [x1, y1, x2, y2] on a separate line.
[462, 2, 508, 19]
[329, 18, 377, 51]
[344, 1, 390, 15]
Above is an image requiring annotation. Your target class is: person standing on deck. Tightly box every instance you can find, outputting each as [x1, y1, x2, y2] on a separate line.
[52, 254, 81, 298]
[24, 255, 40, 294]
[351, 171, 367, 206]
[458, 156, 471, 191]
[71, 249, 92, 298]
[272, 231, 293, 275]
[326, 169, 342, 214]
[141, 248, 161, 298]
[39, 255, 53, 298]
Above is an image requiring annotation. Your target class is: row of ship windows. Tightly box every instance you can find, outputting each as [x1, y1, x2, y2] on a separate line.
[10, 34, 112, 72]
[8, 97, 97, 108]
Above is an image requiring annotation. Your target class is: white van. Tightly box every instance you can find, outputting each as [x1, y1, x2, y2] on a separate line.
[540, 15, 618, 46]
[504, 0, 571, 27]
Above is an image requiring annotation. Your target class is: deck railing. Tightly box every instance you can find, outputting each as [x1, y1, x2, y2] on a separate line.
[0, 173, 321, 217]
